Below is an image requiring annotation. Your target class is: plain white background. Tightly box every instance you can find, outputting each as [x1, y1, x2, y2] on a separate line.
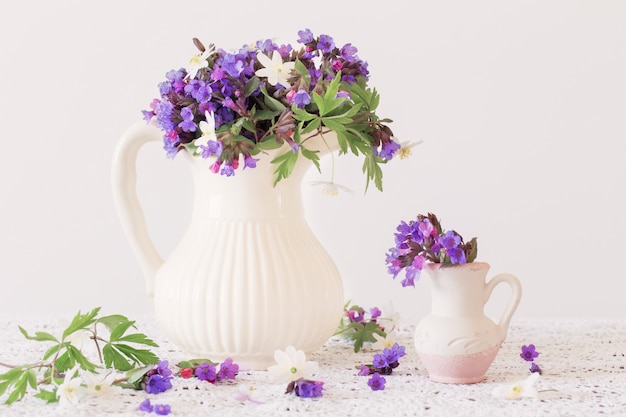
[1, 0, 624, 321]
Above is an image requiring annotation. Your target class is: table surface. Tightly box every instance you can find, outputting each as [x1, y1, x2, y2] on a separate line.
[0, 316, 625, 417]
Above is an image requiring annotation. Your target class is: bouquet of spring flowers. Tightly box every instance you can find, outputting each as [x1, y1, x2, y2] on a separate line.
[385, 213, 478, 287]
[142, 29, 409, 191]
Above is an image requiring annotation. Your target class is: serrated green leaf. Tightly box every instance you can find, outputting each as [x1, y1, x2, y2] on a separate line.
[300, 146, 321, 173]
[62, 307, 100, 340]
[115, 333, 159, 347]
[311, 92, 324, 114]
[18, 327, 58, 343]
[4, 370, 34, 405]
[54, 350, 74, 373]
[300, 118, 321, 135]
[34, 388, 58, 403]
[271, 150, 299, 186]
[42, 344, 62, 361]
[102, 344, 132, 371]
[66, 345, 98, 373]
[96, 314, 129, 332]
[109, 320, 135, 342]
[112, 344, 159, 368]
[321, 118, 348, 132]
[349, 321, 386, 353]
[292, 106, 318, 122]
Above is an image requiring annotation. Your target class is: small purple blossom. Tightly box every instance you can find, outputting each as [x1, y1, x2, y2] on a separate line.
[178, 107, 197, 132]
[243, 154, 259, 169]
[317, 34, 335, 53]
[370, 307, 381, 319]
[367, 373, 386, 391]
[293, 89, 311, 108]
[340, 43, 358, 62]
[145, 374, 172, 394]
[195, 362, 217, 383]
[154, 404, 171, 415]
[218, 358, 239, 380]
[138, 398, 153, 412]
[529, 362, 542, 374]
[520, 344, 539, 362]
[378, 140, 400, 160]
[358, 365, 371, 376]
[294, 379, 324, 398]
[297, 28, 315, 44]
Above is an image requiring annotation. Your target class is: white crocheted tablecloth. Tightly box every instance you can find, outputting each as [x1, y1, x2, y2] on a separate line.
[1, 317, 625, 417]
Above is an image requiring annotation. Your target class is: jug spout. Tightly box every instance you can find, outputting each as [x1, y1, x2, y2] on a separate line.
[112, 120, 165, 296]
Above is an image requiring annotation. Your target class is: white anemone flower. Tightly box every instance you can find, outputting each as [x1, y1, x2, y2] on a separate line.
[193, 111, 217, 153]
[267, 345, 318, 383]
[186, 45, 214, 79]
[309, 180, 353, 196]
[234, 384, 264, 404]
[82, 371, 119, 398]
[396, 140, 423, 160]
[372, 329, 398, 350]
[492, 373, 541, 400]
[56, 367, 84, 406]
[255, 51, 295, 87]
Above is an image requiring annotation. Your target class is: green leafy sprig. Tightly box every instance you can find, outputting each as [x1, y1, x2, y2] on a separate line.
[0, 307, 159, 404]
[335, 302, 387, 353]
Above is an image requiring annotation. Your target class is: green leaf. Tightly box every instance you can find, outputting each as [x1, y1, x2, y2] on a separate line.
[4, 369, 36, 405]
[252, 108, 280, 121]
[300, 146, 321, 173]
[65, 345, 98, 373]
[18, 327, 58, 343]
[112, 344, 159, 368]
[34, 388, 58, 403]
[321, 117, 348, 132]
[126, 364, 155, 387]
[62, 307, 100, 340]
[115, 333, 159, 347]
[42, 344, 62, 361]
[300, 118, 321, 135]
[176, 359, 217, 369]
[102, 344, 132, 371]
[260, 85, 286, 112]
[108, 320, 136, 342]
[292, 106, 318, 122]
[96, 314, 129, 332]
[271, 150, 299, 186]
[293, 59, 311, 90]
[348, 321, 386, 353]
[244, 76, 260, 97]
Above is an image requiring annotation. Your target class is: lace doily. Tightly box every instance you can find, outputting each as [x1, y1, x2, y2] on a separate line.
[1, 317, 624, 416]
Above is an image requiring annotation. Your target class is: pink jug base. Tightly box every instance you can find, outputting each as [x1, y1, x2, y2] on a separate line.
[417, 345, 500, 384]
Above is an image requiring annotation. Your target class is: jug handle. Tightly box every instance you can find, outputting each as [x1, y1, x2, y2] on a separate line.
[483, 273, 522, 340]
[111, 120, 164, 296]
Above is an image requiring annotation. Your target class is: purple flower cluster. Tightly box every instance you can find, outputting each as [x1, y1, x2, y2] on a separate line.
[194, 358, 239, 383]
[385, 213, 478, 287]
[144, 360, 173, 394]
[142, 29, 398, 186]
[520, 344, 542, 374]
[358, 343, 406, 391]
[285, 378, 324, 398]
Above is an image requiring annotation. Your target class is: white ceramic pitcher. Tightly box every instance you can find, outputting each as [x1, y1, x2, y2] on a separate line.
[111, 121, 344, 370]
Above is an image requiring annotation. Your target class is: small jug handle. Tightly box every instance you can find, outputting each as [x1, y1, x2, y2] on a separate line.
[111, 120, 164, 296]
[483, 273, 522, 340]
